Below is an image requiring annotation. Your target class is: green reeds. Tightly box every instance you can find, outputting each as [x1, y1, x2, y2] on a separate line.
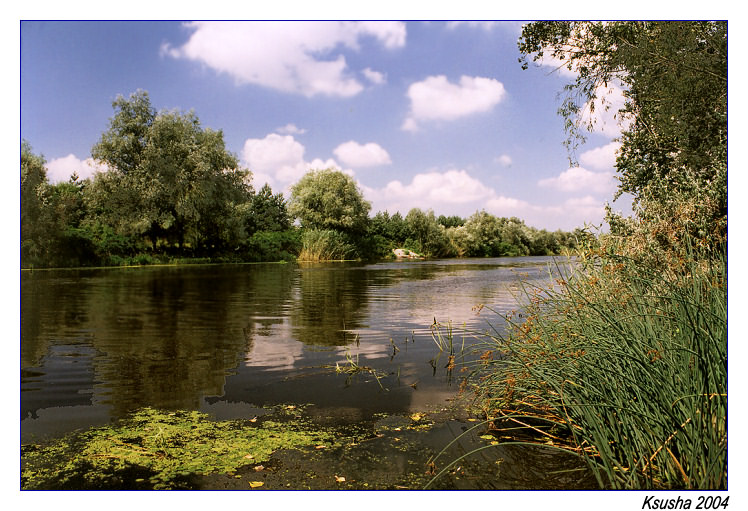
[430, 319, 468, 379]
[332, 351, 388, 390]
[472, 239, 727, 489]
[297, 229, 356, 262]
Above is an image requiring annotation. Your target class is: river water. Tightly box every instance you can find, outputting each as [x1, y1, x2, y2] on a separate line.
[21, 256, 595, 489]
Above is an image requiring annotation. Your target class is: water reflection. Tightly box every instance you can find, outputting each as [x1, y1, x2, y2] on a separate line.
[21, 257, 561, 442]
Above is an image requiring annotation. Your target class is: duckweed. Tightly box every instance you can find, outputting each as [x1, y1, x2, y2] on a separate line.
[21, 407, 337, 490]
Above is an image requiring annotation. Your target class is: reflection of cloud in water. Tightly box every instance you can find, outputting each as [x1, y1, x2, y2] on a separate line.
[332, 342, 390, 361]
[243, 322, 304, 371]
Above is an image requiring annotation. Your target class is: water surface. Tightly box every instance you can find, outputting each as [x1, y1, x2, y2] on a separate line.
[22, 257, 559, 443]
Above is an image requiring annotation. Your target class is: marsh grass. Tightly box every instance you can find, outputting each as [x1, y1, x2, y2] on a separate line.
[330, 351, 389, 390]
[464, 219, 727, 490]
[430, 319, 468, 378]
[297, 229, 356, 262]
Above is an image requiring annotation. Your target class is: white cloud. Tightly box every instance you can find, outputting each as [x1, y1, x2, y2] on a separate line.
[359, 166, 629, 231]
[241, 133, 346, 191]
[538, 166, 616, 194]
[579, 141, 621, 171]
[534, 46, 631, 138]
[163, 21, 406, 97]
[362, 67, 386, 85]
[446, 21, 500, 31]
[363, 169, 496, 216]
[46, 154, 105, 183]
[402, 75, 506, 131]
[485, 194, 612, 231]
[333, 141, 391, 168]
[494, 154, 512, 167]
[276, 123, 306, 135]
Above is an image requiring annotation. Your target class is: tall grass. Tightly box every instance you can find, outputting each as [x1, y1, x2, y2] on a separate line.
[297, 229, 356, 262]
[472, 234, 726, 489]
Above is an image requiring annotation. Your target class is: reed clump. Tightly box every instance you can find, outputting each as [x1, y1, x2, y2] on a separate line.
[472, 188, 727, 489]
[297, 229, 356, 262]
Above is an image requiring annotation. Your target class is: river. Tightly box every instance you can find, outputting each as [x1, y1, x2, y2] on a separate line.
[21, 256, 595, 489]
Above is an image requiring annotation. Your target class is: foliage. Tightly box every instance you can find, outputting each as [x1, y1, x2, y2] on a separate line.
[469, 179, 727, 489]
[518, 21, 727, 202]
[438, 214, 465, 228]
[243, 229, 301, 262]
[297, 229, 356, 261]
[289, 168, 371, 235]
[403, 208, 452, 258]
[21, 407, 337, 490]
[22, 91, 578, 268]
[244, 183, 292, 235]
[463, 23, 729, 489]
[89, 90, 253, 255]
[21, 142, 50, 267]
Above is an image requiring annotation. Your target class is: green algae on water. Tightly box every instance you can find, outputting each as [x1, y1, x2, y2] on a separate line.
[21, 407, 337, 490]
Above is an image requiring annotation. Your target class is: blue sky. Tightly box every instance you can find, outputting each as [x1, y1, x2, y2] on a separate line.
[21, 20, 634, 231]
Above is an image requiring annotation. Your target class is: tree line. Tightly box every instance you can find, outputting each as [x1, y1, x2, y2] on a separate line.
[21, 90, 580, 269]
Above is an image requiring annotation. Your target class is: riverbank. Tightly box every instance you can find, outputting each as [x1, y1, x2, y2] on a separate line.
[21, 399, 596, 490]
[466, 210, 727, 489]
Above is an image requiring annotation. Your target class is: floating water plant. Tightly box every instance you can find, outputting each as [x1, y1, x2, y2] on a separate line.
[21, 407, 337, 490]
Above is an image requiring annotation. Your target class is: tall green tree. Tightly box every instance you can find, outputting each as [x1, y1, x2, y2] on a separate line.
[89, 90, 252, 254]
[21, 142, 50, 266]
[404, 208, 450, 257]
[245, 183, 291, 235]
[289, 168, 371, 234]
[518, 21, 727, 204]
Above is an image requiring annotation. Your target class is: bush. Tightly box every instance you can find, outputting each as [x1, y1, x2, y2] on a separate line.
[244, 229, 301, 262]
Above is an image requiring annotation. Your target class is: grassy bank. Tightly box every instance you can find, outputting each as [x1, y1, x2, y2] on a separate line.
[469, 192, 727, 489]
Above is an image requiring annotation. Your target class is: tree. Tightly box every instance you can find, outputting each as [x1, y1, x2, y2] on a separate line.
[245, 183, 291, 235]
[518, 21, 727, 204]
[404, 208, 450, 257]
[89, 90, 252, 254]
[461, 210, 504, 257]
[289, 168, 371, 234]
[21, 142, 50, 266]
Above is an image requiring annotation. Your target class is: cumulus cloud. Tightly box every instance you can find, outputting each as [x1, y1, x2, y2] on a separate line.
[333, 141, 391, 168]
[402, 75, 506, 131]
[484, 194, 611, 231]
[363, 169, 496, 215]
[359, 166, 627, 230]
[362, 67, 386, 85]
[46, 154, 105, 183]
[579, 141, 621, 171]
[538, 166, 616, 194]
[579, 82, 631, 138]
[533, 47, 631, 138]
[241, 133, 345, 191]
[162, 21, 405, 97]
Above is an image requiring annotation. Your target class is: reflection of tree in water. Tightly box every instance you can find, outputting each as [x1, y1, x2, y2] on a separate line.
[21, 270, 98, 368]
[289, 262, 461, 347]
[21, 264, 297, 420]
[290, 263, 374, 347]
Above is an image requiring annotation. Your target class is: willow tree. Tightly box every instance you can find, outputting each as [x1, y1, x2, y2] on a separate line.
[289, 168, 371, 235]
[518, 21, 727, 205]
[89, 90, 252, 254]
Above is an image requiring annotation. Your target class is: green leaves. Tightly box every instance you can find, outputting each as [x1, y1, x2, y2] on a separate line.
[289, 168, 371, 235]
[518, 21, 727, 203]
